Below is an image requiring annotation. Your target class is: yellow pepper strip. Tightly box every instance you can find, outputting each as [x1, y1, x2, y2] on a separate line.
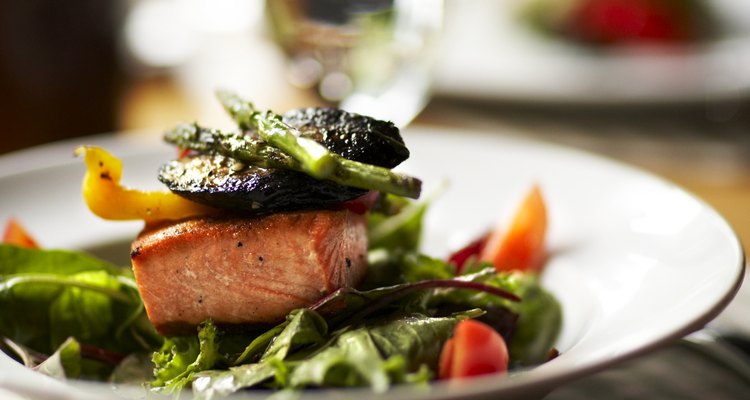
[75, 146, 216, 221]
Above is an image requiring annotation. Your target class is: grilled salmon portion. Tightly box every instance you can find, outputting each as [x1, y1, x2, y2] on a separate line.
[130, 209, 368, 336]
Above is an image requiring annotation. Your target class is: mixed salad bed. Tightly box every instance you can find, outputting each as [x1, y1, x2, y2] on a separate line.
[0, 93, 562, 399]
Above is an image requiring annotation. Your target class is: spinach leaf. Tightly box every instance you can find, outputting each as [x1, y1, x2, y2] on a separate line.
[506, 275, 562, 367]
[0, 244, 161, 357]
[367, 312, 470, 373]
[260, 309, 327, 362]
[230, 325, 285, 366]
[0, 244, 122, 276]
[229, 309, 328, 367]
[287, 329, 397, 391]
[48, 271, 121, 349]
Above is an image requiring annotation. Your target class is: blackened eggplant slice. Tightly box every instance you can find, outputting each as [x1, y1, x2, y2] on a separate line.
[282, 107, 409, 168]
[159, 155, 366, 214]
[159, 107, 407, 213]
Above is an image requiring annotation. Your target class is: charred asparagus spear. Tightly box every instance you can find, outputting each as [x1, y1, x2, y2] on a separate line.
[166, 91, 422, 199]
[164, 123, 297, 171]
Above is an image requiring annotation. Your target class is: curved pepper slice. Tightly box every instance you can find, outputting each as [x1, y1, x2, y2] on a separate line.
[76, 146, 215, 222]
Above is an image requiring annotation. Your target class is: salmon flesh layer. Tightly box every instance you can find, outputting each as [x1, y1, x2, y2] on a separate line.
[130, 209, 368, 336]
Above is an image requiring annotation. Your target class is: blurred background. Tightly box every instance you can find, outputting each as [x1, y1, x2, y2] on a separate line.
[1, 0, 749, 397]
[1, 0, 748, 251]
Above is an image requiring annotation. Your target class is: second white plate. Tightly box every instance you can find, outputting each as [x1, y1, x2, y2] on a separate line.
[435, 0, 750, 104]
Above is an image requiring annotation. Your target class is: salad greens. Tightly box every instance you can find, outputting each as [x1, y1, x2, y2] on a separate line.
[0, 244, 162, 379]
[0, 194, 562, 398]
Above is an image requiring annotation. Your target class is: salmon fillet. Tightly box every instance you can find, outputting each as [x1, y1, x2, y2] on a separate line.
[130, 209, 368, 336]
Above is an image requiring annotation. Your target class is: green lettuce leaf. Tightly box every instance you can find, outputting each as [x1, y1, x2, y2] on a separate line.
[287, 329, 397, 391]
[151, 320, 220, 393]
[506, 275, 562, 367]
[367, 313, 467, 372]
[0, 244, 161, 357]
[260, 309, 327, 362]
[48, 271, 120, 348]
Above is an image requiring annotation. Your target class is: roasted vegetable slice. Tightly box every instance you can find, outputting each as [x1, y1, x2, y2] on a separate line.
[158, 154, 366, 213]
[213, 91, 421, 199]
[160, 99, 420, 212]
[282, 107, 409, 168]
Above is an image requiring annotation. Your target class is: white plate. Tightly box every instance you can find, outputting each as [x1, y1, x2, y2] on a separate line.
[435, 0, 750, 103]
[0, 127, 745, 399]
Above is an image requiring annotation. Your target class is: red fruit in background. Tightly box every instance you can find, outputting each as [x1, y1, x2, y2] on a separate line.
[569, 0, 694, 44]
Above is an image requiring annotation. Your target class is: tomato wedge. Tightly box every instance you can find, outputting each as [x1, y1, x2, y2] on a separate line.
[480, 185, 547, 273]
[2, 218, 39, 248]
[439, 319, 509, 380]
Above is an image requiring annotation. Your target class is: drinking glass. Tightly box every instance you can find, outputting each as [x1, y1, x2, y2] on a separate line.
[266, 0, 443, 127]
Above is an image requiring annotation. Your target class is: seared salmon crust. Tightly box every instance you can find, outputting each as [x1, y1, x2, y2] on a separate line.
[131, 209, 368, 336]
